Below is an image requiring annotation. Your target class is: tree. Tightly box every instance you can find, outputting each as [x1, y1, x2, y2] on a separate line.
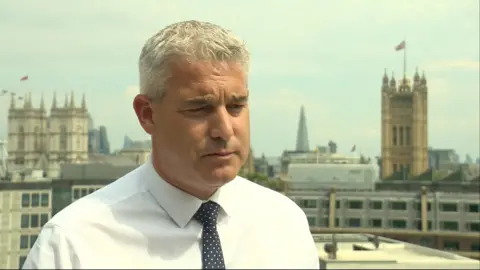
[242, 172, 284, 192]
[359, 155, 371, 164]
[245, 172, 269, 184]
[433, 170, 449, 181]
[266, 177, 285, 191]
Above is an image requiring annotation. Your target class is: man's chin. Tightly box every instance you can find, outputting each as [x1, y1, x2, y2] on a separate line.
[205, 166, 238, 183]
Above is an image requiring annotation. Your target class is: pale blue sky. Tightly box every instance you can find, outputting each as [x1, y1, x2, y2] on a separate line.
[0, 0, 479, 159]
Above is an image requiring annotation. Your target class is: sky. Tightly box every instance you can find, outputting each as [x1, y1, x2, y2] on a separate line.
[0, 0, 479, 159]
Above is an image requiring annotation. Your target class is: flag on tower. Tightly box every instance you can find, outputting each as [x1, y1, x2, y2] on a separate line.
[350, 145, 356, 152]
[20, 75, 29, 81]
[395, 40, 405, 51]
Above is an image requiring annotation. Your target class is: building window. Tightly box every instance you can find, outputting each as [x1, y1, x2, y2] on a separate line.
[40, 213, 49, 227]
[335, 218, 340, 227]
[389, 219, 407, 229]
[393, 163, 398, 172]
[369, 219, 382, 228]
[440, 203, 457, 212]
[415, 220, 421, 230]
[30, 214, 39, 228]
[347, 200, 363, 209]
[34, 126, 40, 151]
[40, 193, 49, 207]
[307, 216, 316, 226]
[443, 240, 460, 251]
[18, 126, 25, 150]
[73, 189, 80, 200]
[440, 221, 459, 231]
[322, 200, 329, 209]
[467, 203, 479, 213]
[336, 200, 341, 209]
[399, 126, 404, 145]
[18, 256, 27, 269]
[19, 235, 29, 249]
[392, 126, 397, 145]
[31, 193, 40, 207]
[21, 214, 29, 228]
[29, 235, 38, 248]
[21, 193, 30, 208]
[346, 218, 361, 227]
[76, 126, 82, 149]
[419, 237, 432, 247]
[405, 126, 411, 146]
[59, 125, 67, 150]
[405, 164, 410, 177]
[299, 199, 317, 209]
[415, 220, 433, 231]
[466, 222, 480, 232]
[319, 218, 328, 227]
[81, 188, 88, 197]
[370, 201, 382, 210]
[389, 201, 407, 211]
[472, 243, 480, 251]
[14, 157, 25, 165]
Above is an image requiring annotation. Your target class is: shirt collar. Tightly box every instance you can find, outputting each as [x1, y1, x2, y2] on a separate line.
[141, 156, 238, 228]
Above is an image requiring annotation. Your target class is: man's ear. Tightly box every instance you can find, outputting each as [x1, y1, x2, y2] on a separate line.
[133, 94, 154, 135]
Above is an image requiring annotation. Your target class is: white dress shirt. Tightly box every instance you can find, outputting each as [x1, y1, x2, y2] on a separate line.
[23, 159, 320, 269]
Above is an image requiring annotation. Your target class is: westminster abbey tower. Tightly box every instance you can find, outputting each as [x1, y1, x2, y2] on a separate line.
[7, 92, 89, 177]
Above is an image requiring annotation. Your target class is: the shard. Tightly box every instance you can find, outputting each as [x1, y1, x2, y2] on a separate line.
[295, 105, 310, 152]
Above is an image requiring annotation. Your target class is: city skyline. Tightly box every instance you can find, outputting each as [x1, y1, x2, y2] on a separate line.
[1, 0, 479, 158]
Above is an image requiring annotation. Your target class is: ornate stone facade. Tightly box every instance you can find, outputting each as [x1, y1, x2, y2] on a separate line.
[7, 92, 89, 177]
[381, 69, 429, 179]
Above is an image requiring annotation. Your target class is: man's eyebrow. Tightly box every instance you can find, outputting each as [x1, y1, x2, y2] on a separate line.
[184, 92, 249, 105]
[230, 93, 249, 103]
[184, 95, 216, 106]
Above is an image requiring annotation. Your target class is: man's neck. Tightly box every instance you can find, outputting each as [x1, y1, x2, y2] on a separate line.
[150, 155, 218, 200]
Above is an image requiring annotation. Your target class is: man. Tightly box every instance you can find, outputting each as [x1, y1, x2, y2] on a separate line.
[23, 20, 320, 269]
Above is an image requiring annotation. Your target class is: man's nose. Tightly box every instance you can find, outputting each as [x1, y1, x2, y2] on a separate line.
[210, 107, 234, 141]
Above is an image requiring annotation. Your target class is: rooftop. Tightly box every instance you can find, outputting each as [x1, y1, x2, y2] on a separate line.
[314, 234, 480, 269]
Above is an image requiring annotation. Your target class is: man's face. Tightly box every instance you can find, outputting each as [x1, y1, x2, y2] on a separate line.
[134, 60, 250, 196]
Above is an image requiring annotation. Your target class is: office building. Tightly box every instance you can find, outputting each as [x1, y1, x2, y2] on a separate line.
[0, 171, 51, 269]
[295, 105, 310, 152]
[0, 159, 138, 269]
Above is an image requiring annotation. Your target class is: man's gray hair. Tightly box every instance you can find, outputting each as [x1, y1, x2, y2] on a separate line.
[139, 20, 250, 100]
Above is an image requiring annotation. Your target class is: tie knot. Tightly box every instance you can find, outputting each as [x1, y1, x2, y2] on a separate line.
[194, 201, 221, 227]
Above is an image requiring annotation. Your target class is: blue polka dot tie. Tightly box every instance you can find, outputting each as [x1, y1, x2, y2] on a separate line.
[194, 201, 226, 269]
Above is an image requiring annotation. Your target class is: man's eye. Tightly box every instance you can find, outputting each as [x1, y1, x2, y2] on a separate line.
[185, 106, 214, 114]
[187, 107, 205, 112]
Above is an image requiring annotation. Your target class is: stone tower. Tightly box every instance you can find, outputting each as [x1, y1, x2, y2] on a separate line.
[295, 105, 310, 152]
[7, 92, 89, 177]
[381, 68, 428, 179]
[8, 92, 49, 169]
[48, 91, 89, 165]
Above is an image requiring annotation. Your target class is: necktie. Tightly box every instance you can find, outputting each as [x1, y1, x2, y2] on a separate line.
[194, 201, 226, 269]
